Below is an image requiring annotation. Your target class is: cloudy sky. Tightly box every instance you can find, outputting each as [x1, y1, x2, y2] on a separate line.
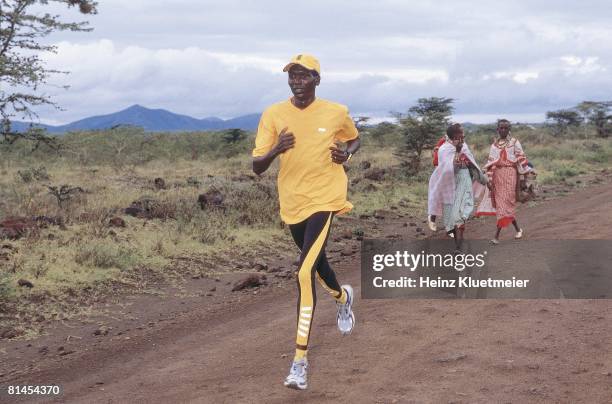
[30, 0, 612, 124]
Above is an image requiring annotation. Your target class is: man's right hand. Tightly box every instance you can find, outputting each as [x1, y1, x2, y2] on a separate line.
[253, 127, 295, 175]
[272, 127, 295, 155]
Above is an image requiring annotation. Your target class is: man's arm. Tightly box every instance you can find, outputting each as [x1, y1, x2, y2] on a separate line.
[252, 127, 294, 175]
[346, 137, 361, 155]
[329, 137, 361, 164]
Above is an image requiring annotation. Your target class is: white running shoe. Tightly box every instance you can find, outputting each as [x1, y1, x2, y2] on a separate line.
[427, 216, 437, 232]
[337, 285, 355, 335]
[283, 358, 308, 390]
[515, 229, 523, 239]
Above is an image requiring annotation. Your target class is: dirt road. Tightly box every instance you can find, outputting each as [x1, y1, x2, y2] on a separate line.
[2, 179, 612, 403]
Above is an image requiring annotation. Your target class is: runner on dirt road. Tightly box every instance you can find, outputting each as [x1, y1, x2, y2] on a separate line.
[252, 54, 361, 390]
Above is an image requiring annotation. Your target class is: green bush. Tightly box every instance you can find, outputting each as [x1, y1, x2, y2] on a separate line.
[74, 241, 141, 270]
[1, 128, 256, 167]
[553, 166, 583, 178]
[529, 147, 575, 161]
[578, 148, 611, 164]
[0, 271, 13, 299]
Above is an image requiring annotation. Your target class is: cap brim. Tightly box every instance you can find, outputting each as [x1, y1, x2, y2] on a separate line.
[282, 62, 297, 72]
[282, 62, 319, 75]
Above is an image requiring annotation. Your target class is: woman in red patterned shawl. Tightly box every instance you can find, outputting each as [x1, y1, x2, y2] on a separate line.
[476, 119, 533, 244]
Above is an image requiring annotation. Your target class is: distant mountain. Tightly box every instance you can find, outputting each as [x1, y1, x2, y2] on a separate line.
[221, 113, 262, 130]
[10, 104, 261, 133]
[10, 121, 55, 133]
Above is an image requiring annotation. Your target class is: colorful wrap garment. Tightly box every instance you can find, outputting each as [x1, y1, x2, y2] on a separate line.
[475, 137, 533, 228]
[431, 136, 446, 167]
[428, 140, 487, 230]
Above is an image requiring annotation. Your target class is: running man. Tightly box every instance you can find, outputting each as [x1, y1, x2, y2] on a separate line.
[476, 119, 533, 243]
[252, 54, 360, 390]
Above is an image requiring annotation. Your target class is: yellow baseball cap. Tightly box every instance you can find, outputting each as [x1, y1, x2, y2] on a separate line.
[283, 54, 321, 75]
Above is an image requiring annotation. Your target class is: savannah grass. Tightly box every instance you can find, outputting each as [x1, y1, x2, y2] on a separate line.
[0, 125, 610, 337]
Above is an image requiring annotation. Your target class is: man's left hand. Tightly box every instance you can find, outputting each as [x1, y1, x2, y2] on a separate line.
[330, 143, 350, 164]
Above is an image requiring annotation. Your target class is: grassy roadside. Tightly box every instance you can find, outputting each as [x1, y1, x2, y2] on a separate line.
[1, 128, 611, 339]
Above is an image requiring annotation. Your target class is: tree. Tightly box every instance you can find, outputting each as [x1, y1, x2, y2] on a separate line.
[103, 125, 145, 169]
[368, 121, 397, 147]
[221, 128, 248, 158]
[545, 109, 583, 136]
[576, 101, 599, 122]
[0, 0, 97, 147]
[222, 128, 247, 144]
[590, 106, 612, 138]
[353, 115, 370, 131]
[576, 101, 612, 138]
[350, 115, 371, 143]
[394, 97, 454, 170]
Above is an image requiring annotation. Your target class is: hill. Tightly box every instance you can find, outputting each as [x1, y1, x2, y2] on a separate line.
[11, 105, 261, 133]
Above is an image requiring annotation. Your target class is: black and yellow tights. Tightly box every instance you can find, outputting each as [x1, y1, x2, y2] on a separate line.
[288, 211, 348, 361]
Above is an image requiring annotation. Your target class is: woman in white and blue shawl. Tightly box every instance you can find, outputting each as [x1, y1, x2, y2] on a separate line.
[428, 123, 488, 249]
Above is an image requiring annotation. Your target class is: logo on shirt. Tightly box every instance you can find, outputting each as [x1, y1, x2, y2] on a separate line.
[318, 128, 327, 133]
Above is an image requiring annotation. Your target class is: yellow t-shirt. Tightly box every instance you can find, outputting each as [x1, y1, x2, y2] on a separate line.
[252, 98, 359, 224]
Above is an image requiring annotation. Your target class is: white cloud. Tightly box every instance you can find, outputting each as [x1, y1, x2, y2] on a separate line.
[365, 36, 461, 60]
[512, 72, 540, 84]
[485, 71, 539, 84]
[560, 56, 606, 75]
[204, 52, 285, 73]
[39, 40, 287, 122]
[326, 69, 449, 84]
[561, 56, 582, 66]
[19, 0, 612, 124]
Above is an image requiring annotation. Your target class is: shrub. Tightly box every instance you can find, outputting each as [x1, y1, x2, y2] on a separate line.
[0, 271, 13, 299]
[74, 241, 141, 270]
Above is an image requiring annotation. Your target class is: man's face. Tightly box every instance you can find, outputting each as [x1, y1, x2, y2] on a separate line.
[288, 65, 319, 100]
[497, 122, 511, 138]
